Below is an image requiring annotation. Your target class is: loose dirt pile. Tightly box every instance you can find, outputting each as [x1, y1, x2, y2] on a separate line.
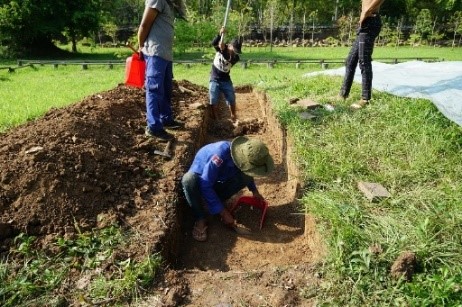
[0, 81, 323, 306]
[0, 81, 207, 260]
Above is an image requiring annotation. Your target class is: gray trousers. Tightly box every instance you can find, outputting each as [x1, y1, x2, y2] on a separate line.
[340, 15, 382, 101]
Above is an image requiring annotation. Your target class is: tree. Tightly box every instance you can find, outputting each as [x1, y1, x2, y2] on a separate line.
[0, 0, 65, 56]
[62, 1, 102, 52]
[449, 11, 462, 47]
[414, 9, 433, 45]
[0, 0, 102, 56]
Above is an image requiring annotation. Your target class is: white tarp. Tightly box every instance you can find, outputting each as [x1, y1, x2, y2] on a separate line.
[304, 61, 462, 127]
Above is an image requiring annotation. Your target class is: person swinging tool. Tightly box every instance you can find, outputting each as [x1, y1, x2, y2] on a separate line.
[208, 27, 242, 122]
[208, 0, 242, 122]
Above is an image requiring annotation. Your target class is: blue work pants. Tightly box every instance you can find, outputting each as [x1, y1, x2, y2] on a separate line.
[144, 55, 174, 132]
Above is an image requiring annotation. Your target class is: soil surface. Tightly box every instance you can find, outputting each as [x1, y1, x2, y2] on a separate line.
[0, 81, 323, 306]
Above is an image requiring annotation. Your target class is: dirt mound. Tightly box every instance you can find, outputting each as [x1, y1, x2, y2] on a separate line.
[0, 81, 207, 259]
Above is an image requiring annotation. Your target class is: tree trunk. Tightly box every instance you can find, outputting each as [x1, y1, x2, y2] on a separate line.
[348, 12, 353, 45]
[72, 36, 77, 53]
[311, 16, 315, 43]
[431, 17, 437, 46]
[270, 4, 274, 52]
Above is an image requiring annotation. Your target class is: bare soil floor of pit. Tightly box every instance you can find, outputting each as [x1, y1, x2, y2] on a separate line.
[158, 86, 324, 307]
[0, 81, 323, 306]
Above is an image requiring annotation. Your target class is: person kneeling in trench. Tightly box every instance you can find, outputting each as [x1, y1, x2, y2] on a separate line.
[181, 136, 274, 242]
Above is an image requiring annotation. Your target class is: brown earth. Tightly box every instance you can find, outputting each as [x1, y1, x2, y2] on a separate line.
[0, 80, 324, 306]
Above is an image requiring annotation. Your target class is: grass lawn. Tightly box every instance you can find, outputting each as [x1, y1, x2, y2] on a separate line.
[262, 73, 462, 305]
[1, 46, 462, 305]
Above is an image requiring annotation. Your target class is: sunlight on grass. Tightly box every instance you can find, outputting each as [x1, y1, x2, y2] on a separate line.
[0, 65, 124, 132]
[0, 227, 162, 306]
[263, 73, 462, 305]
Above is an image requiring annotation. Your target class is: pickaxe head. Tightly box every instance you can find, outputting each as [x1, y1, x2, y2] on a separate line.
[153, 141, 173, 159]
[153, 149, 171, 159]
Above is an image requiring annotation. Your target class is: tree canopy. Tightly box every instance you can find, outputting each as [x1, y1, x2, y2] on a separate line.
[1, 0, 461, 56]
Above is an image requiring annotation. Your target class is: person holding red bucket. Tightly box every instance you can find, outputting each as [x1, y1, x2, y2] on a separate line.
[137, 0, 185, 142]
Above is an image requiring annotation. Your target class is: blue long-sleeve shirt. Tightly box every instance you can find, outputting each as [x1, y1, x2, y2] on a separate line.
[188, 141, 256, 214]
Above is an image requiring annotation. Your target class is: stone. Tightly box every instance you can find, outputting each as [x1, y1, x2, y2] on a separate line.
[357, 181, 391, 202]
[292, 98, 321, 109]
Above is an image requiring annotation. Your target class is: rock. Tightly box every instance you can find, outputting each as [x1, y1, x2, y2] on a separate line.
[357, 181, 391, 202]
[25, 146, 44, 154]
[292, 98, 321, 109]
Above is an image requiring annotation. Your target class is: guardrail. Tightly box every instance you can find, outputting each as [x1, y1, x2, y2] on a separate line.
[1, 57, 440, 73]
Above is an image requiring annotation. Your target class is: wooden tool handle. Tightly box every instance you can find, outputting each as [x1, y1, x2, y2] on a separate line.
[125, 43, 138, 53]
[164, 140, 173, 156]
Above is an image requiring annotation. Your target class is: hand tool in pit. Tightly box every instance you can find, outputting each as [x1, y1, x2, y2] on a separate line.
[153, 140, 173, 159]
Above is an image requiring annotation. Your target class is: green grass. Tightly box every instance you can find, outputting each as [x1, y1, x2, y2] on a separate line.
[0, 227, 162, 306]
[4, 43, 460, 63]
[260, 73, 462, 305]
[0, 65, 124, 133]
[2, 46, 462, 305]
[180, 45, 462, 61]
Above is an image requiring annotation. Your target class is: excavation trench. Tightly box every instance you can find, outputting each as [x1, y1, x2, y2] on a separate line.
[0, 81, 322, 306]
[174, 86, 317, 267]
[161, 85, 323, 306]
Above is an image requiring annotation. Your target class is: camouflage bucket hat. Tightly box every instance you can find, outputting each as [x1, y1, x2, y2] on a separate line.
[231, 136, 274, 177]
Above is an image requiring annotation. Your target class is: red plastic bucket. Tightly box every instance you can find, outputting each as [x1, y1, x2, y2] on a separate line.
[229, 196, 269, 230]
[124, 53, 145, 88]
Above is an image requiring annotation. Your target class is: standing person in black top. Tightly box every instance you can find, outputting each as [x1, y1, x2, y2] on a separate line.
[339, 0, 385, 109]
[209, 26, 242, 122]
